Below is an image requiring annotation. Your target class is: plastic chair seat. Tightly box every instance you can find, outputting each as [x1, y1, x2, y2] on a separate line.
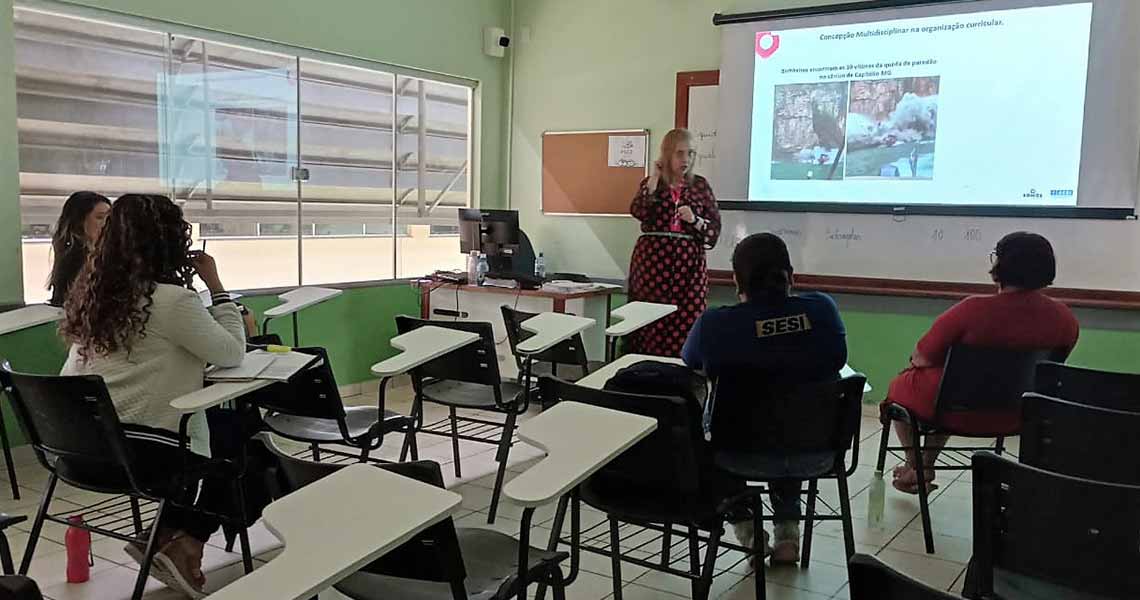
[522, 360, 605, 383]
[422, 380, 524, 410]
[334, 528, 567, 600]
[264, 407, 409, 444]
[579, 476, 736, 527]
[713, 450, 837, 482]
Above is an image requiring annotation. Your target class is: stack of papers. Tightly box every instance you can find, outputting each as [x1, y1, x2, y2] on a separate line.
[483, 277, 520, 289]
[541, 281, 602, 294]
[206, 350, 318, 382]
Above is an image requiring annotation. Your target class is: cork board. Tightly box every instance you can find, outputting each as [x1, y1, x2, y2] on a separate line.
[541, 129, 649, 216]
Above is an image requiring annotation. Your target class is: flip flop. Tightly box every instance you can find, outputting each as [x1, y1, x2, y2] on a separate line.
[891, 476, 939, 495]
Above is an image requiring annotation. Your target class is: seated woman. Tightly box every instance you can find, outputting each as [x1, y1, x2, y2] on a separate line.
[885, 231, 1080, 493]
[47, 191, 111, 306]
[682, 233, 847, 565]
[60, 194, 246, 597]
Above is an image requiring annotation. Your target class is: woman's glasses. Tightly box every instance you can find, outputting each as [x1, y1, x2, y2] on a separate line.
[989, 250, 998, 264]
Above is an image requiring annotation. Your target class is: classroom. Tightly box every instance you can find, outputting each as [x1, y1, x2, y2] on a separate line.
[0, 0, 1137, 598]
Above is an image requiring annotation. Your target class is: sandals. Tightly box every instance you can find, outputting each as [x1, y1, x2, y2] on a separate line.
[891, 466, 939, 495]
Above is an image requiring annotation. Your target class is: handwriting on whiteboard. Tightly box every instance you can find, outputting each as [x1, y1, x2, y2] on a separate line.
[826, 227, 863, 248]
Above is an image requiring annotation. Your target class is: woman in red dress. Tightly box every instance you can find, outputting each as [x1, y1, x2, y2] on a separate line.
[627, 129, 721, 357]
[884, 232, 1079, 493]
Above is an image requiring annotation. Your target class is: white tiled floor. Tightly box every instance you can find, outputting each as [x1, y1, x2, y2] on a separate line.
[4, 393, 993, 600]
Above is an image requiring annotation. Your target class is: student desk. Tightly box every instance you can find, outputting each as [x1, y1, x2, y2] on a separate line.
[208, 464, 462, 600]
[516, 312, 595, 408]
[369, 326, 481, 378]
[0, 305, 63, 337]
[417, 281, 619, 381]
[603, 302, 677, 361]
[502, 401, 657, 600]
[261, 286, 343, 344]
[579, 353, 873, 393]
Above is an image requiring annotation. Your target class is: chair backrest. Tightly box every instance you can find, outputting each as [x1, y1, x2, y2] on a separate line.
[1020, 393, 1140, 486]
[395, 315, 503, 388]
[1035, 361, 1140, 412]
[539, 376, 707, 494]
[500, 305, 588, 372]
[241, 347, 349, 425]
[707, 373, 865, 461]
[971, 451, 1140, 599]
[848, 554, 958, 600]
[933, 344, 1059, 420]
[0, 362, 142, 494]
[265, 439, 467, 584]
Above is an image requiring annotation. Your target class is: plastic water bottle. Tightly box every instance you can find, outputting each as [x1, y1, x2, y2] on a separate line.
[65, 515, 92, 583]
[475, 253, 489, 286]
[466, 250, 480, 283]
[868, 470, 886, 526]
[534, 252, 546, 280]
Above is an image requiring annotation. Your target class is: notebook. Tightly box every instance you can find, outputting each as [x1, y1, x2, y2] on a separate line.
[206, 350, 318, 382]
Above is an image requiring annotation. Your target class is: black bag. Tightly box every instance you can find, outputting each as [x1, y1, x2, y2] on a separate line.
[603, 360, 707, 408]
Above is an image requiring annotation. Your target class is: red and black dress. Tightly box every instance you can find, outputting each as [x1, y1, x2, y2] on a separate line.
[627, 174, 721, 357]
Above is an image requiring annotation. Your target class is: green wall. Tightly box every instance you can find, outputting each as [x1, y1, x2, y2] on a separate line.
[0, 0, 511, 300]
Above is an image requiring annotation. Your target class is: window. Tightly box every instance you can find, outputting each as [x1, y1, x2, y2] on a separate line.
[14, 7, 472, 302]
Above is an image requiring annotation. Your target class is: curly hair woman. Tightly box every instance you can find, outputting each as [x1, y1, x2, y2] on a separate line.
[61, 194, 245, 597]
[47, 191, 111, 306]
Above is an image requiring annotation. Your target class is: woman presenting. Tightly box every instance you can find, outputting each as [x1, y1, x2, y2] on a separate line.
[627, 128, 721, 357]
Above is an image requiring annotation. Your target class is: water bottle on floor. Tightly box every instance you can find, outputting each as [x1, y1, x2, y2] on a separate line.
[65, 515, 92, 583]
[868, 470, 886, 525]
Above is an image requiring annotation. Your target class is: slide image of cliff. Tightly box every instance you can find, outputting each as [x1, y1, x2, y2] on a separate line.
[770, 82, 849, 181]
[844, 77, 939, 179]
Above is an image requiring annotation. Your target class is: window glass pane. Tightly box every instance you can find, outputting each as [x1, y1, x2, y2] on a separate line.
[14, 9, 167, 303]
[395, 77, 469, 278]
[299, 58, 395, 285]
[167, 36, 300, 290]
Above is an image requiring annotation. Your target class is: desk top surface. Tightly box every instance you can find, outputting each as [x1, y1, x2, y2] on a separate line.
[423, 281, 620, 300]
[0, 305, 64, 336]
[209, 464, 462, 600]
[604, 302, 677, 337]
[264, 287, 343, 317]
[504, 402, 656, 507]
[169, 378, 273, 414]
[516, 312, 596, 355]
[371, 326, 480, 377]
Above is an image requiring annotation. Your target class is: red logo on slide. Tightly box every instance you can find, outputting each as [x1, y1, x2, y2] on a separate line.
[756, 32, 780, 59]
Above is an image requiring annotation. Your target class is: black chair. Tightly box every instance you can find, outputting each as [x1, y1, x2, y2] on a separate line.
[0, 576, 42, 600]
[500, 306, 603, 388]
[708, 373, 866, 600]
[0, 392, 20, 501]
[539, 376, 745, 600]
[849, 554, 960, 600]
[396, 316, 526, 523]
[0, 363, 253, 600]
[875, 344, 1061, 554]
[1034, 361, 1140, 412]
[0, 514, 26, 576]
[265, 439, 569, 600]
[1020, 393, 1140, 486]
[966, 451, 1140, 599]
[242, 346, 411, 464]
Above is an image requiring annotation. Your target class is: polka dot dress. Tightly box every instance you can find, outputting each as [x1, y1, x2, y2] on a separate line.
[627, 174, 721, 357]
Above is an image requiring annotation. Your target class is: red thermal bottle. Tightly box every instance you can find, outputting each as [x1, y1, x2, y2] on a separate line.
[65, 515, 91, 583]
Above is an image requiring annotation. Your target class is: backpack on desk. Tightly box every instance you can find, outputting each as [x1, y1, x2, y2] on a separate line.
[603, 361, 707, 408]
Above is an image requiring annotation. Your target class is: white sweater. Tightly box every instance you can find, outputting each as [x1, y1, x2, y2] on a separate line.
[61, 283, 246, 455]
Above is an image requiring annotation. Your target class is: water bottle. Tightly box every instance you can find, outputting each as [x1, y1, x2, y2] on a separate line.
[475, 253, 489, 286]
[534, 252, 546, 280]
[868, 470, 886, 526]
[65, 515, 92, 583]
[466, 250, 479, 283]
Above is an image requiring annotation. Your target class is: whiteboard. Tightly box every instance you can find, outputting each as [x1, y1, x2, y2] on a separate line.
[692, 83, 1140, 292]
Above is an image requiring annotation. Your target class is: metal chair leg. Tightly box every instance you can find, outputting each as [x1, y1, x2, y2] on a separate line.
[0, 531, 14, 575]
[995, 436, 1006, 456]
[697, 523, 724, 600]
[129, 497, 144, 537]
[0, 406, 19, 500]
[912, 424, 936, 554]
[310, 443, 321, 462]
[608, 517, 623, 600]
[449, 407, 462, 478]
[661, 522, 672, 567]
[687, 525, 701, 599]
[487, 411, 517, 524]
[801, 479, 819, 568]
[753, 496, 767, 600]
[130, 500, 168, 600]
[233, 479, 254, 574]
[19, 474, 57, 575]
[875, 418, 891, 472]
[837, 473, 856, 561]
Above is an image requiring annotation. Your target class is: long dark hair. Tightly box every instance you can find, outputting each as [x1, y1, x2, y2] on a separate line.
[61, 194, 196, 358]
[732, 233, 794, 301]
[48, 192, 111, 306]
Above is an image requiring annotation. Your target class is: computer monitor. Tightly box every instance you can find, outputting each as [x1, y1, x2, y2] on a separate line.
[459, 207, 518, 253]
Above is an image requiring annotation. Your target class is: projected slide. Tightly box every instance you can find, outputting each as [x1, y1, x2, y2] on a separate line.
[747, 2, 1092, 206]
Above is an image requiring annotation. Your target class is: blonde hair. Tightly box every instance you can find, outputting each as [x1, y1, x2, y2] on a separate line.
[658, 128, 695, 186]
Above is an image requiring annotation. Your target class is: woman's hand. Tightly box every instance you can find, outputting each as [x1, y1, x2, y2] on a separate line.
[677, 205, 696, 224]
[190, 251, 225, 294]
[645, 160, 662, 194]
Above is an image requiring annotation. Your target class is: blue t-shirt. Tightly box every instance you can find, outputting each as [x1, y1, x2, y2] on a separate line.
[681, 292, 848, 382]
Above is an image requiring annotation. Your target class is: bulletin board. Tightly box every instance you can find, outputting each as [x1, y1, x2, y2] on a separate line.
[541, 129, 649, 216]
